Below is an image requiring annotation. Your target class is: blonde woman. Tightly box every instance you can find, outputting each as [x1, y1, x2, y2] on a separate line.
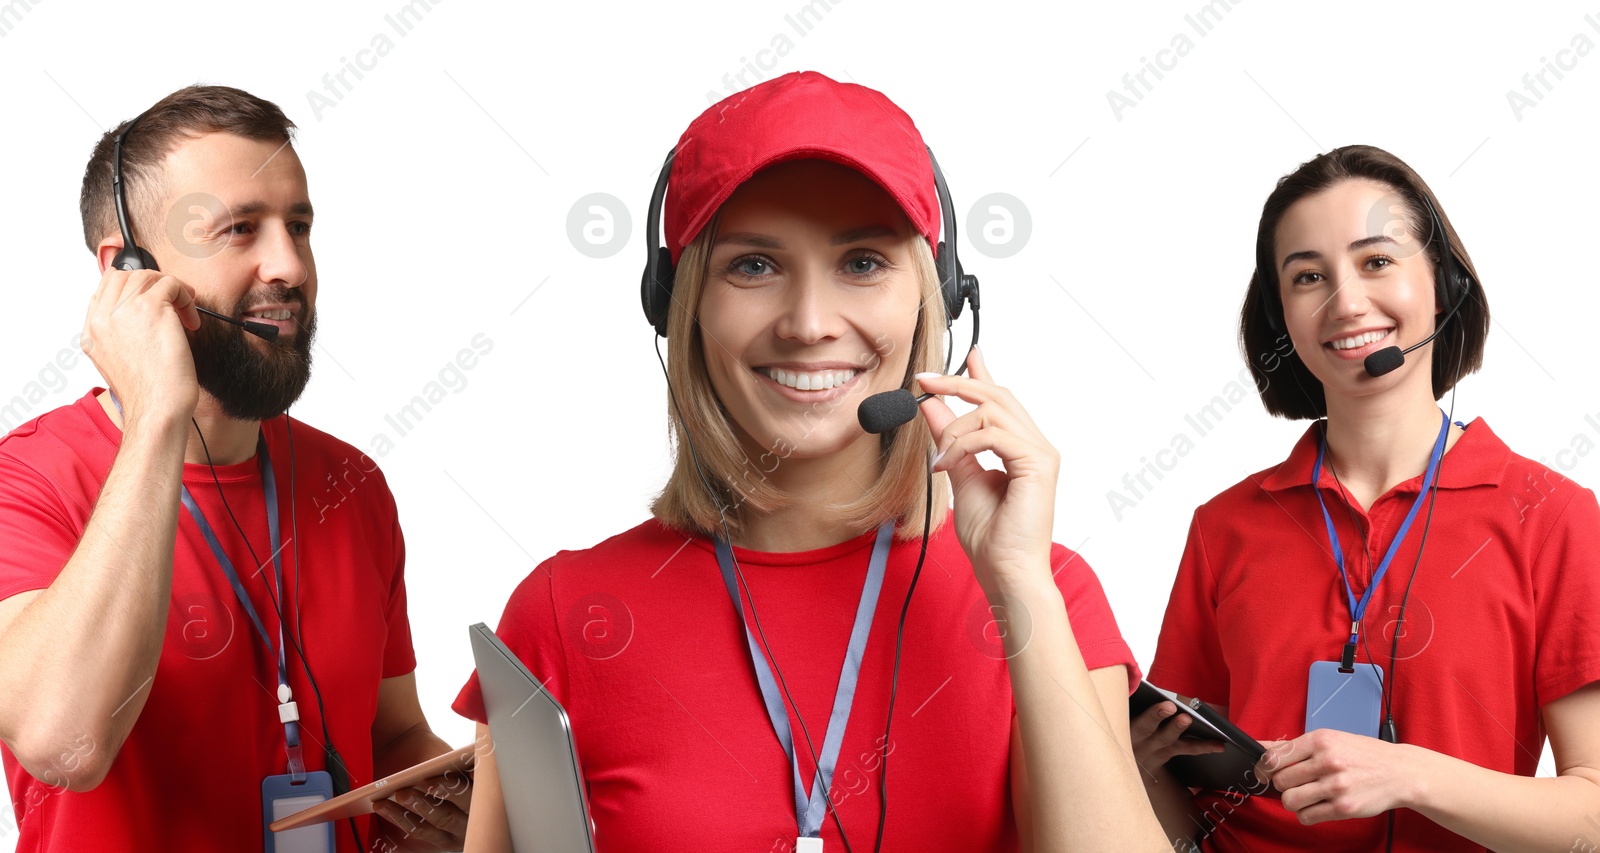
[454, 72, 1167, 852]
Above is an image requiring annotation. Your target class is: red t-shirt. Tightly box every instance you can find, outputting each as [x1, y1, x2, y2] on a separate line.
[454, 515, 1138, 852]
[0, 390, 416, 853]
[1149, 417, 1600, 851]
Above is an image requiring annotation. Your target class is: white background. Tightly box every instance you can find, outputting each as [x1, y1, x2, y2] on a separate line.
[2, 0, 1597, 844]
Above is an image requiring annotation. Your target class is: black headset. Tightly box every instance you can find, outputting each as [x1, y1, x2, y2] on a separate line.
[640, 146, 980, 340]
[110, 115, 159, 272]
[1255, 192, 1474, 337]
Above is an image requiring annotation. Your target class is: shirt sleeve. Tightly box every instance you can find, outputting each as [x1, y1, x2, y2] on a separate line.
[453, 557, 570, 725]
[1052, 542, 1141, 695]
[0, 452, 81, 601]
[380, 479, 417, 679]
[1147, 508, 1230, 706]
[1531, 485, 1600, 706]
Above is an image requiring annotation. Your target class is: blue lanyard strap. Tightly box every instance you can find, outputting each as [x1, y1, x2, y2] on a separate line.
[177, 439, 305, 781]
[714, 521, 893, 840]
[105, 393, 304, 781]
[1311, 409, 1450, 653]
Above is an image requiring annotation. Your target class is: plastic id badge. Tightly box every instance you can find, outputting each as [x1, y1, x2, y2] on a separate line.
[264, 771, 336, 853]
[1305, 661, 1383, 738]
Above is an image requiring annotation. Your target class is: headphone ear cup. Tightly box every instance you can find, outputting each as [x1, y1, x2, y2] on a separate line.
[112, 246, 157, 272]
[1449, 263, 1474, 307]
[641, 246, 676, 337]
[935, 239, 960, 322]
[1435, 254, 1473, 317]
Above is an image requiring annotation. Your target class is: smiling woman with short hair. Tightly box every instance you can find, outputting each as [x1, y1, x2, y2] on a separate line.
[1135, 144, 1600, 852]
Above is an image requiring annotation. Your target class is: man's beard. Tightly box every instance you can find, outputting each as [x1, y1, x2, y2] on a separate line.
[190, 286, 316, 421]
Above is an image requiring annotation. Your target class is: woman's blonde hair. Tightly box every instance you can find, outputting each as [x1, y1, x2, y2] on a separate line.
[650, 219, 952, 541]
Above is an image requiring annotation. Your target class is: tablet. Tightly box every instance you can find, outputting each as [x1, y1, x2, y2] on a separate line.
[471, 622, 596, 852]
[1129, 681, 1272, 795]
[268, 743, 476, 832]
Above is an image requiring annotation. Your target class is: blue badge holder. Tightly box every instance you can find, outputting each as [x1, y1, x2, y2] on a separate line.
[263, 770, 336, 853]
[1305, 660, 1384, 738]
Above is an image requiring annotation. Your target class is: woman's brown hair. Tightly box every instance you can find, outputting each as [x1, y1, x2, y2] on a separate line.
[1240, 144, 1490, 420]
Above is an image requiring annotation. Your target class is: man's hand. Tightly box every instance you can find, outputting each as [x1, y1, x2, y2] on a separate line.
[369, 674, 471, 850]
[373, 772, 472, 851]
[81, 267, 202, 427]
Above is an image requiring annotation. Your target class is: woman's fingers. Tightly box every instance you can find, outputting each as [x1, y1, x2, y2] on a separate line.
[918, 390, 959, 445]
[1133, 704, 1185, 762]
[1130, 701, 1177, 743]
[933, 425, 1056, 486]
[1278, 779, 1331, 816]
[915, 353, 1053, 483]
[916, 394, 989, 489]
[928, 400, 1029, 461]
[1133, 703, 1230, 768]
[965, 344, 995, 384]
[914, 347, 1043, 435]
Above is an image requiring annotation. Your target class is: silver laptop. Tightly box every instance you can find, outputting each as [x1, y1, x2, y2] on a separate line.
[469, 623, 596, 852]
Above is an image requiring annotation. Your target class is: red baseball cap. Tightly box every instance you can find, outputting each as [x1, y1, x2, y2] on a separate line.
[663, 71, 941, 265]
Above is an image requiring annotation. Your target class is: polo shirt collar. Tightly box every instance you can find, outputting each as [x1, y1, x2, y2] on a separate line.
[1259, 416, 1509, 492]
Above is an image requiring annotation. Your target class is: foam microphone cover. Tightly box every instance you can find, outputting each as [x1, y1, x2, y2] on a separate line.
[1363, 346, 1404, 377]
[858, 389, 918, 435]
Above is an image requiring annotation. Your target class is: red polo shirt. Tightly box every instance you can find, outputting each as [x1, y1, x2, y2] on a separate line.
[1150, 417, 1600, 852]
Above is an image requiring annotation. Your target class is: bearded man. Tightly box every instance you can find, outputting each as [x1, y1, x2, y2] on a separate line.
[0, 85, 469, 853]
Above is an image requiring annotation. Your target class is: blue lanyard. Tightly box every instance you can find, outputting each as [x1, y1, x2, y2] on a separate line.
[714, 521, 892, 840]
[1311, 409, 1449, 661]
[107, 393, 305, 781]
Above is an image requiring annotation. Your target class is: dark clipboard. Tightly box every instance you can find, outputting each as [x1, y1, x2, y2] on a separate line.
[1129, 681, 1273, 795]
